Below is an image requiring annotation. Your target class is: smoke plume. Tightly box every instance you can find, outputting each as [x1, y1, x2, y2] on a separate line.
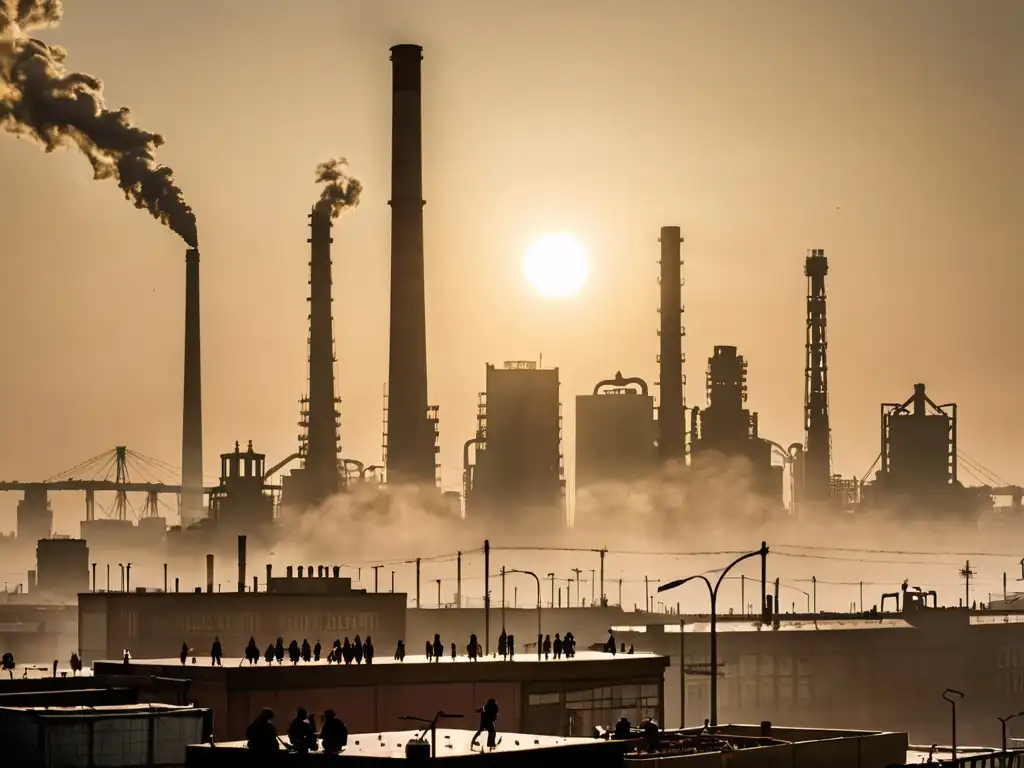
[314, 158, 362, 218]
[0, 1, 198, 246]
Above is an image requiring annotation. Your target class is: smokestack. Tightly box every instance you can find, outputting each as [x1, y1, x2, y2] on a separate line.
[205, 554, 214, 594]
[658, 227, 686, 461]
[387, 44, 436, 486]
[302, 207, 342, 504]
[266, 563, 272, 589]
[181, 248, 205, 524]
[237, 535, 247, 593]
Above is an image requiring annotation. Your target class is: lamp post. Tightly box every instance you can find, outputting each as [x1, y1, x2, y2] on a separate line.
[658, 542, 769, 727]
[505, 569, 542, 660]
[943, 688, 964, 761]
[998, 711, 1024, 758]
[547, 573, 555, 607]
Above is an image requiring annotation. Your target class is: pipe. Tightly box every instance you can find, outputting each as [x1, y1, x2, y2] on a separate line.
[298, 566, 304, 578]
[266, 564, 272, 588]
[386, 43, 434, 485]
[333, 566, 341, 578]
[657, 226, 685, 461]
[237, 535, 247, 594]
[181, 248, 205, 526]
[163, 563, 168, 593]
[593, 373, 649, 397]
[286, 566, 293, 578]
[252, 575, 258, 592]
[205, 554, 214, 594]
[174, 577, 179, 593]
[484, 539, 490, 654]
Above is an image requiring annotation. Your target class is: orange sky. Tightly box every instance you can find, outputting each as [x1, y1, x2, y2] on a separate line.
[0, 0, 1020, 531]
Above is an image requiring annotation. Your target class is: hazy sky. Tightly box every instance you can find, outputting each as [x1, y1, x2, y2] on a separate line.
[0, 0, 1020, 530]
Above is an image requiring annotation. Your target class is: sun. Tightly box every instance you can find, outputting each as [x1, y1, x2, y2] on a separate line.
[523, 234, 590, 299]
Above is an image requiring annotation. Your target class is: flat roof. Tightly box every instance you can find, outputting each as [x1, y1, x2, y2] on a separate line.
[0, 703, 201, 717]
[199, 728, 615, 758]
[1, 665, 93, 680]
[614, 619, 914, 633]
[99, 650, 659, 668]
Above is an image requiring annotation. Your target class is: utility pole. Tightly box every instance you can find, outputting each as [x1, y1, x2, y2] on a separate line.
[571, 568, 583, 608]
[645, 575, 650, 612]
[812, 576, 817, 613]
[599, 548, 607, 606]
[416, 558, 421, 608]
[501, 566, 507, 631]
[547, 573, 555, 608]
[456, 551, 462, 608]
[590, 569, 596, 605]
[960, 560, 977, 606]
[372, 565, 382, 593]
[618, 578, 623, 606]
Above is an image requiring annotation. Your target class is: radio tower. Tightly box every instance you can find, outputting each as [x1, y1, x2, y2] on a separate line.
[803, 249, 832, 503]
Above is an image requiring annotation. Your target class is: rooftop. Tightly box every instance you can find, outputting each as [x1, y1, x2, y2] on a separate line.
[613, 618, 914, 633]
[213, 728, 609, 758]
[100, 650, 658, 669]
[1, 664, 93, 680]
[1, 703, 201, 719]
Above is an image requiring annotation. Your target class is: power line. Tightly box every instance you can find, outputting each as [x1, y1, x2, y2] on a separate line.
[774, 543, 1021, 559]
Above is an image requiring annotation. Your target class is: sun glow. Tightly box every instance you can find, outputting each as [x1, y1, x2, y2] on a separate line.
[523, 234, 590, 299]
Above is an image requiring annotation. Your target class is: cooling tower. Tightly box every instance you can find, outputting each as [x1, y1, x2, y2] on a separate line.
[181, 247, 205, 525]
[658, 227, 686, 461]
[386, 44, 436, 485]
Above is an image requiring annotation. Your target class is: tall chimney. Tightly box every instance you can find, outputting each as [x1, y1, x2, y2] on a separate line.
[205, 554, 214, 594]
[301, 207, 342, 504]
[181, 248, 205, 524]
[387, 44, 436, 486]
[658, 227, 686, 461]
[237, 535, 247, 593]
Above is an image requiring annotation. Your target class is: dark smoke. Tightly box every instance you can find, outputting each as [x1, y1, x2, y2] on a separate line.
[0, 1, 198, 246]
[314, 158, 362, 218]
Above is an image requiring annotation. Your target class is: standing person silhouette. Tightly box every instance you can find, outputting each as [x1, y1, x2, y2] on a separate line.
[470, 698, 500, 750]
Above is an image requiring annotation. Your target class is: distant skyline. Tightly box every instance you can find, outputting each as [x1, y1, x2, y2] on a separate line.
[0, 0, 1020, 530]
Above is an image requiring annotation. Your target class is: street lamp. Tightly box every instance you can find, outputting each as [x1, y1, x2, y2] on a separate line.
[997, 711, 1024, 756]
[658, 542, 769, 727]
[943, 688, 964, 761]
[505, 569, 542, 660]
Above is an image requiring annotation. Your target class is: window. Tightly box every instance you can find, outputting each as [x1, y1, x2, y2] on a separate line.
[797, 679, 811, 706]
[740, 680, 757, 709]
[778, 678, 794, 706]
[529, 693, 559, 706]
[641, 685, 659, 698]
[777, 655, 793, 676]
[740, 654, 758, 677]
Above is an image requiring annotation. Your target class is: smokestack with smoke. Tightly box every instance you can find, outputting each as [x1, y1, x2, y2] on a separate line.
[314, 157, 362, 218]
[0, 1, 198, 246]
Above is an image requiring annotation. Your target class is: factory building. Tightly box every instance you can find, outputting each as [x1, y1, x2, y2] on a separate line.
[464, 361, 565, 527]
[691, 346, 783, 513]
[35, 538, 89, 599]
[16, 488, 52, 543]
[863, 383, 985, 516]
[94, 652, 668, 742]
[575, 373, 657, 498]
[78, 551, 407, 664]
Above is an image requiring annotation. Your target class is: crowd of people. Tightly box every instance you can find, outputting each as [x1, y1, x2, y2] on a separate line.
[245, 698, 504, 754]
[175, 627, 587, 667]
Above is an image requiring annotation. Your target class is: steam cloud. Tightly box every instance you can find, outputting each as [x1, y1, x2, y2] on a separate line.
[0, 1, 198, 246]
[314, 158, 362, 218]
